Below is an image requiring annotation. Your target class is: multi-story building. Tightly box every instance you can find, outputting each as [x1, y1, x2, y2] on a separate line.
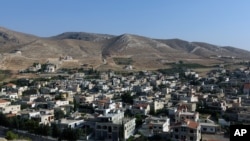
[139, 116, 170, 137]
[170, 119, 201, 141]
[53, 118, 84, 129]
[0, 105, 20, 114]
[94, 110, 135, 141]
[131, 103, 150, 115]
[175, 109, 199, 123]
[238, 111, 250, 123]
[0, 99, 11, 108]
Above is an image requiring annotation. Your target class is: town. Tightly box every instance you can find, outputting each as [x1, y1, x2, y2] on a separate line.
[1, 61, 250, 141]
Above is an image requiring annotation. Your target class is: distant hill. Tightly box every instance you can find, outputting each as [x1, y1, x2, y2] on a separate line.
[0, 26, 250, 71]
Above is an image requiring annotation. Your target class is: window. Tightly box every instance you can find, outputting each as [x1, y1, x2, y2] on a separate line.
[203, 128, 207, 131]
[190, 136, 193, 141]
[190, 129, 194, 133]
[175, 135, 179, 139]
[108, 126, 112, 132]
[175, 128, 178, 132]
[181, 127, 186, 132]
[181, 135, 186, 140]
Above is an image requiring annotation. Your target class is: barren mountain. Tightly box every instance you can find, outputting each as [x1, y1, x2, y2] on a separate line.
[0, 26, 250, 71]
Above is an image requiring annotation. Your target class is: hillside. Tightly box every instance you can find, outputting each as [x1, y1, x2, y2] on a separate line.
[0, 26, 250, 71]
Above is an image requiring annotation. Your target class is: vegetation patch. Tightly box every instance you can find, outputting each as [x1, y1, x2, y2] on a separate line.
[165, 62, 208, 69]
[113, 57, 134, 65]
[0, 70, 11, 82]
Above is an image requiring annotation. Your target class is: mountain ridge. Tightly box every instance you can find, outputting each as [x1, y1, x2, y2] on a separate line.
[0, 26, 249, 71]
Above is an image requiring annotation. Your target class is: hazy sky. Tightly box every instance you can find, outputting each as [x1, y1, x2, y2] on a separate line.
[1, 0, 250, 51]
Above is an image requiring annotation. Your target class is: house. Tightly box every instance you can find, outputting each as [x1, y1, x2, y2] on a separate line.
[123, 118, 136, 140]
[54, 118, 84, 129]
[20, 109, 41, 119]
[131, 103, 150, 115]
[199, 119, 219, 134]
[206, 99, 227, 112]
[170, 119, 201, 141]
[94, 110, 135, 141]
[177, 102, 197, 112]
[175, 109, 199, 123]
[243, 83, 250, 95]
[218, 118, 230, 127]
[74, 94, 95, 104]
[0, 99, 11, 108]
[237, 111, 250, 123]
[45, 64, 56, 73]
[6, 92, 18, 100]
[150, 100, 165, 113]
[0, 105, 20, 114]
[32, 114, 54, 125]
[139, 116, 170, 137]
[55, 100, 69, 107]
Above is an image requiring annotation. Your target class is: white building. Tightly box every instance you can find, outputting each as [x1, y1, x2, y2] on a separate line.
[199, 119, 219, 134]
[175, 109, 199, 123]
[0, 105, 20, 114]
[95, 110, 135, 141]
[170, 119, 201, 141]
[0, 99, 11, 108]
[54, 118, 84, 129]
[139, 116, 170, 137]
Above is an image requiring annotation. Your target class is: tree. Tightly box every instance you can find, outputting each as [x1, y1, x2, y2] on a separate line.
[5, 131, 18, 140]
[35, 124, 51, 136]
[0, 112, 8, 126]
[121, 92, 133, 104]
[54, 109, 65, 120]
[73, 98, 79, 112]
[135, 114, 143, 128]
[51, 124, 61, 138]
[61, 128, 82, 141]
[24, 120, 39, 133]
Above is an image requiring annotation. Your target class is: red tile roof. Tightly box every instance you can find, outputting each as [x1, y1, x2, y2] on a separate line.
[172, 119, 199, 129]
[244, 83, 250, 89]
[5, 83, 16, 87]
[134, 103, 149, 108]
[0, 99, 9, 103]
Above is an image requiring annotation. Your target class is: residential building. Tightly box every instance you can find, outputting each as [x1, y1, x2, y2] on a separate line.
[0, 105, 20, 114]
[139, 116, 170, 137]
[170, 119, 201, 141]
[0, 99, 11, 108]
[175, 109, 199, 123]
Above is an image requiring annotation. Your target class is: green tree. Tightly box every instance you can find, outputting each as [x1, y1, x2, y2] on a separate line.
[25, 120, 39, 133]
[121, 92, 133, 104]
[73, 98, 79, 112]
[61, 128, 82, 141]
[35, 124, 51, 136]
[135, 114, 143, 128]
[5, 131, 18, 140]
[54, 110, 65, 120]
[51, 124, 61, 138]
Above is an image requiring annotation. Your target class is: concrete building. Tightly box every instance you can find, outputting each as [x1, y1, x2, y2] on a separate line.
[139, 116, 170, 137]
[170, 119, 201, 141]
[94, 110, 135, 141]
[54, 118, 84, 129]
[175, 109, 199, 123]
[0, 99, 11, 108]
[0, 105, 20, 114]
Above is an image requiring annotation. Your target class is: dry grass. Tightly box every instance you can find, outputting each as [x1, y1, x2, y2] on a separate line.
[1, 27, 250, 73]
